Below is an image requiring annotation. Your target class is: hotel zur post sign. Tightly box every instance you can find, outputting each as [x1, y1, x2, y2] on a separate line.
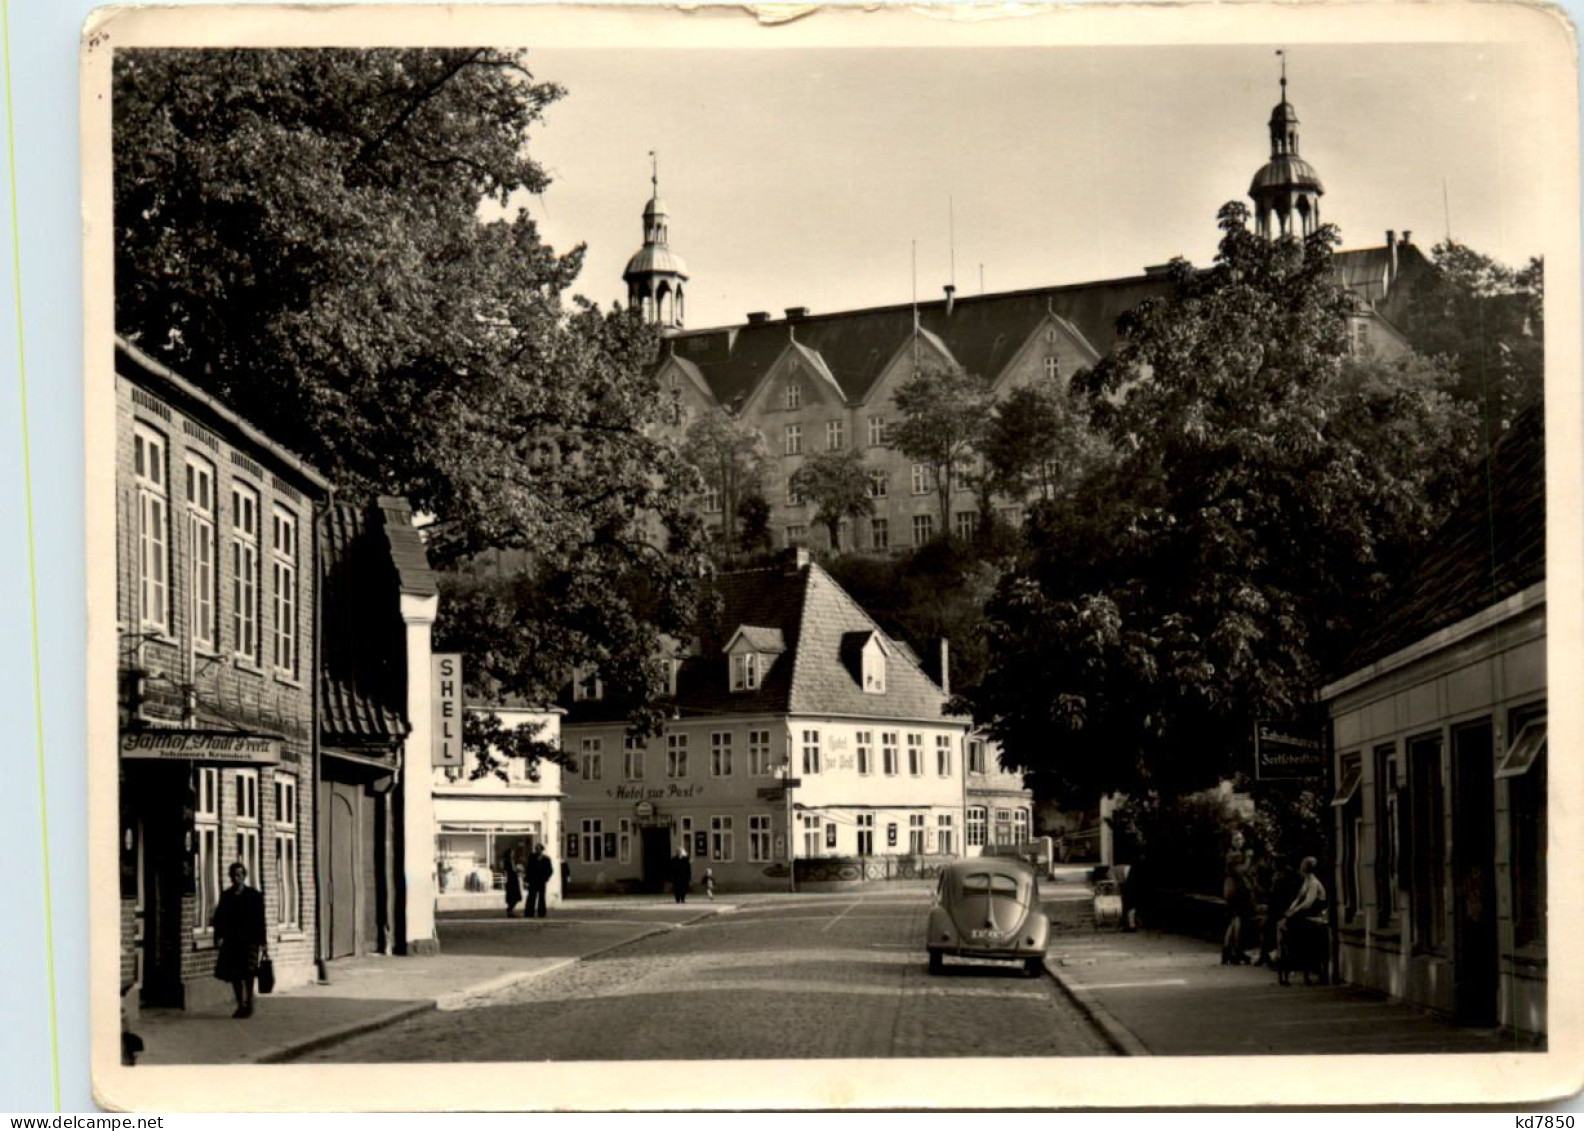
[433, 653, 464, 767]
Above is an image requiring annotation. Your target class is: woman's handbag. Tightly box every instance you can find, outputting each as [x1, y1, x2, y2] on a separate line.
[256, 952, 276, 995]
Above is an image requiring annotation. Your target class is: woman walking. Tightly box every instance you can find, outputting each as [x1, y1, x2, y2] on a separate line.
[212, 862, 268, 1019]
[1221, 829, 1254, 965]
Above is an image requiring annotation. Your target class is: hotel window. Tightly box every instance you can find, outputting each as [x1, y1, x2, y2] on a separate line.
[867, 415, 887, 447]
[802, 729, 821, 775]
[968, 739, 986, 775]
[702, 484, 722, 514]
[618, 818, 633, 864]
[667, 733, 689, 778]
[270, 505, 298, 677]
[906, 733, 924, 776]
[937, 814, 955, 855]
[870, 518, 889, 551]
[194, 766, 220, 935]
[231, 481, 261, 666]
[856, 731, 872, 776]
[623, 736, 646, 780]
[1502, 705, 1548, 948]
[1043, 355, 1059, 381]
[580, 737, 603, 780]
[882, 732, 898, 776]
[785, 380, 801, 410]
[866, 470, 889, 499]
[908, 814, 926, 854]
[749, 815, 773, 862]
[935, 735, 953, 776]
[802, 814, 821, 857]
[912, 514, 934, 546]
[966, 806, 987, 848]
[826, 420, 845, 451]
[954, 511, 978, 541]
[1013, 809, 1030, 843]
[910, 464, 933, 495]
[1374, 744, 1400, 926]
[272, 776, 299, 930]
[748, 730, 773, 776]
[233, 769, 260, 885]
[581, 818, 604, 863]
[711, 816, 734, 862]
[785, 525, 807, 547]
[1334, 752, 1363, 923]
[783, 423, 802, 455]
[676, 816, 693, 857]
[185, 455, 217, 652]
[711, 732, 734, 777]
[857, 813, 875, 855]
[133, 424, 171, 634]
[731, 651, 759, 692]
[1406, 733, 1446, 951]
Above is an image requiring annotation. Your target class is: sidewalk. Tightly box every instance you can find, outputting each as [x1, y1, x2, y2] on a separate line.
[135, 905, 721, 1065]
[1042, 923, 1536, 1056]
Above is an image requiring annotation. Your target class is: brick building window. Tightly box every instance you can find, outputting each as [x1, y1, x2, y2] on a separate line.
[273, 776, 299, 930]
[185, 454, 217, 652]
[231, 481, 261, 666]
[711, 816, 734, 861]
[580, 737, 603, 780]
[936, 734, 953, 777]
[856, 731, 872, 776]
[711, 732, 734, 777]
[271, 505, 299, 677]
[748, 730, 773, 776]
[667, 733, 688, 778]
[194, 766, 220, 935]
[749, 814, 773, 862]
[233, 768, 260, 884]
[133, 424, 171, 634]
[966, 806, 987, 848]
[801, 729, 821, 775]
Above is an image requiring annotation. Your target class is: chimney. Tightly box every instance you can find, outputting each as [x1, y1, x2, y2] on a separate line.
[938, 637, 950, 696]
[783, 546, 810, 574]
[1401, 230, 1412, 246]
[943, 284, 956, 318]
[1386, 231, 1398, 289]
[746, 311, 770, 324]
[785, 306, 809, 321]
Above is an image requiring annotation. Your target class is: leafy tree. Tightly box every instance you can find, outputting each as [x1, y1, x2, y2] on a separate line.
[790, 449, 874, 551]
[980, 378, 1110, 505]
[889, 361, 993, 535]
[1403, 242, 1544, 431]
[680, 412, 768, 558]
[962, 203, 1479, 806]
[735, 492, 774, 558]
[114, 48, 709, 770]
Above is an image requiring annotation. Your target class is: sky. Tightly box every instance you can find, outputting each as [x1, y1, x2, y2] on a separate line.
[511, 43, 1555, 330]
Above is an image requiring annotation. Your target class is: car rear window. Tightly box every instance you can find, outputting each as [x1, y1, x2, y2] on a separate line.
[959, 872, 1020, 895]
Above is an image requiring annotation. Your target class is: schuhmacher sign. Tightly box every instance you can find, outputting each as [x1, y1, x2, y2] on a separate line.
[1254, 722, 1325, 780]
[120, 731, 282, 765]
[432, 653, 464, 767]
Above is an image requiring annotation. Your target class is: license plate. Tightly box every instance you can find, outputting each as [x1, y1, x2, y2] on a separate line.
[969, 929, 1002, 940]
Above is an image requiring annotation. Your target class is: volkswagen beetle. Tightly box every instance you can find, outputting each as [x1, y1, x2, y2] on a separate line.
[927, 858, 1050, 975]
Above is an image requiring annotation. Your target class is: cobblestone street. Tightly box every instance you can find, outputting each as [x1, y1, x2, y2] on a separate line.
[300, 892, 1113, 1061]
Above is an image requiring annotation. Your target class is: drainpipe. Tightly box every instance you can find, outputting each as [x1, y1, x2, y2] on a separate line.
[312, 487, 333, 984]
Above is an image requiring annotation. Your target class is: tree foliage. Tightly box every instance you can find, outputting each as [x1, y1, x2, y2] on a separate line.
[790, 449, 874, 551]
[980, 378, 1110, 505]
[680, 412, 768, 558]
[889, 361, 993, 533]
[115, 48, 709, 766]
[963, 204, 1479, 806]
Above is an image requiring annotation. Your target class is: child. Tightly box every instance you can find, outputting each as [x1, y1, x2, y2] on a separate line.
[702, 867, 715, 900]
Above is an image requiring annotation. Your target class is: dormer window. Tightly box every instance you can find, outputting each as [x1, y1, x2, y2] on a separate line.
[864, 648, 886, 694]
[724, 625, 786, 694]
[572, 666, 603, 702]
[842, 630, 891, 695]
[732, 652, 759, 692]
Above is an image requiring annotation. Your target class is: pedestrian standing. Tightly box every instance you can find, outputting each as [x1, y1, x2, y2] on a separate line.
[672, 849, 692, 903]
[527, 843, 554, 918]
[702, 866, 715, 900]
[504, 855, 523, 918]
[1221, 829, 1254, 965]
[212, 862, 267, 1018]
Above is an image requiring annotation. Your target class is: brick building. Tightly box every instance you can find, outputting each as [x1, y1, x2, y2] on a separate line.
[115, 338, 330, 1013]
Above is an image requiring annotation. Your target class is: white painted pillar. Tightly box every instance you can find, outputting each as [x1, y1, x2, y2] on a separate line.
[1099, 792, 1116, 867]
[400, 591, 440, 953]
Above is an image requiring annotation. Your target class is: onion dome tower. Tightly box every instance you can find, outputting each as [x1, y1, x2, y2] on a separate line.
[623, 152, 689, 330]
[1248, 52, 1325, 239]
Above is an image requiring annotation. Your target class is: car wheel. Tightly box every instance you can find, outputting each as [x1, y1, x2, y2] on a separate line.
[928, 951, 944, 975]
[1023, 957, 1044, 978]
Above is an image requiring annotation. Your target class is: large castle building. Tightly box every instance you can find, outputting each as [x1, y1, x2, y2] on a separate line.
[624, 73, 1433, 555]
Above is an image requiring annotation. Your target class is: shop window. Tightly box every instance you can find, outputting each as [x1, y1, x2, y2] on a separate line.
[675, 816, 693, 857]
[272, 776, 299, 930]
[936, 734, 953, 777]
[134, 424, 171, 634]
[270, 505, 299, 677]
[233, 768, 260, 885]
[937, 813, 955, 855]
[748, 730, 773, 776]
[194, 766, 220, 936]
[1407, 732, 1446, 951]
[908, 814, 926, 854]
[1334, 752, 1363, 923]
[711, 732, 734, 777]
[667, 733, 688, 778]
[855, 731, 872, 776]
[231, 481, 261, 666]
[856, 813, 874, 856]
[882, 732, 898, 776]
[710, 816, 734, 862]
[1374, 744, 1400, 927]
[967, 806, 987, 848]
[185, 454, 217, 652]
[802, 729, 821, 775]
[749, 815, 773, 862]
[618, 819, 633, 864]
[1501, 707, 1547, 948]
[906, 733, 924, 776]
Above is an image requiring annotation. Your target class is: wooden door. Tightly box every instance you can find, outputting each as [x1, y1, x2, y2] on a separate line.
[1451, 720, 1498, 1027]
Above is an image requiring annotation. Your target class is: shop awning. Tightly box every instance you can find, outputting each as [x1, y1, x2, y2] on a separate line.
[1496, 719, 1547, 779]
[1329, 760, 1363, 806]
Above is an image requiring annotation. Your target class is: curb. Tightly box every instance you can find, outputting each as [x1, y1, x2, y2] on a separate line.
[1042, 961, 1151, 1057]
[250, 1001, 436, 1064]
[435, 958, 579, 1010]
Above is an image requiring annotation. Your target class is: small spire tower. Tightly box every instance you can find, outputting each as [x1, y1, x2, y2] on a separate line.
[1248, 51, 1325, 239]
[623, 151, 689, 330]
